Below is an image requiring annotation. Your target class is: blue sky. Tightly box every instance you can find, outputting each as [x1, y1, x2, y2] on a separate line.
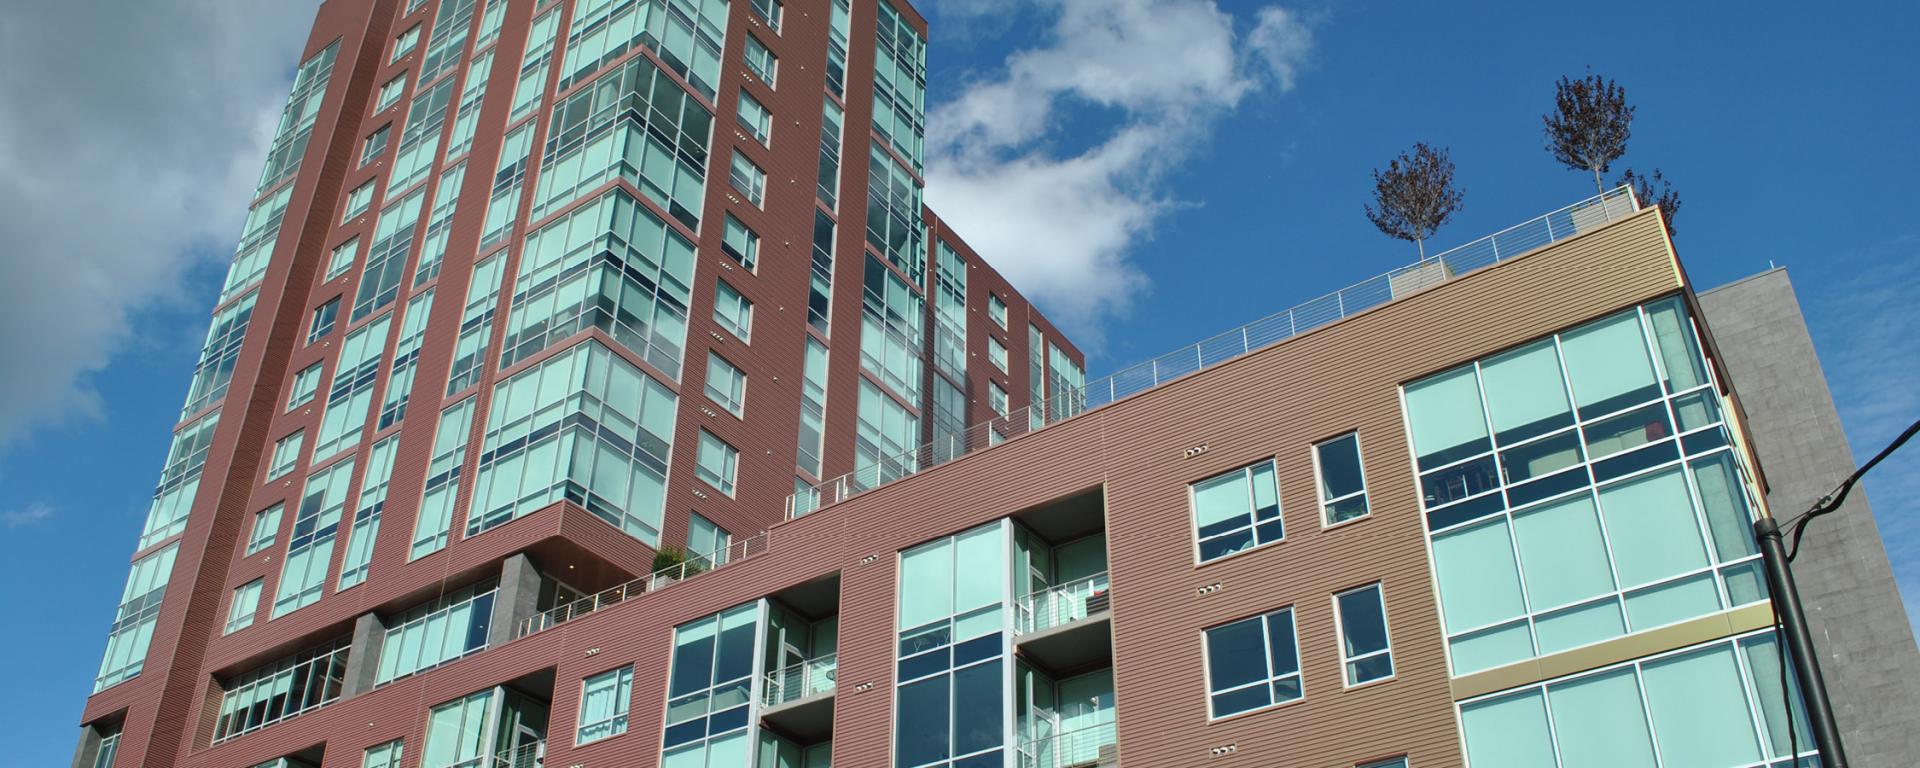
[2, 1, 1916, 762]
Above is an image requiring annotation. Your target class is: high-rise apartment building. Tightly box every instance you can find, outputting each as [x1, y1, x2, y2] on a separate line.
[75, 2, 1918, 768]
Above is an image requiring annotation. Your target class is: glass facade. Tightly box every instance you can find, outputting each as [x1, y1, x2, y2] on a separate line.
[413, 397, 475, 558]
[557, 0, 729, 99]
[865, 146, 924, 283]
[313, 314, 392, 461]
[273, 458, 354, 618]
[256, 41, 340, 195]
[896, 523, 1008, 768]
[502, 187, 695, 376]
[856, 380, 917, 489]
[872, 0, 926, 170]
[377, 580, 497, 686]
[139, 411, 220, 549]
[181, 291, 257, 418]
[1404, 298, 1767, 675]
[339, 434, 401, 589]
[469, 340, 677, 544]
[223, 185, 294, 301]
[861, 255, 925, 403]
[662, 603, 760, 767]
[1204, 607, 1301, 718]
[213, 636, 350, 742]
[1459, 631, 1816, 768]
[532, 53, 713, 229]
[1190, 460, 1284, 563]
[94, 544, 179, 692]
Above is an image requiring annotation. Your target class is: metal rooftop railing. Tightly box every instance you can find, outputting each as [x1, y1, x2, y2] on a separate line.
[787, 186, 1642, 518]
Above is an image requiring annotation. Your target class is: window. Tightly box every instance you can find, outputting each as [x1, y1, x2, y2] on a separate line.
[287, 363, 323, 410]
[338, 434, 400, 589]
[872, 0, 926, 169]
[95, 544, 179, 691]
[362, 740, 404, 768]
[714, 280, 752, 341]
[988, 294, 1008, 328]
[1404, 299, 1766, 675]
[1358, 759, 1408, 768]
[895, 523, 1009, 768]
[342, 179, 374, 222]
[796, 338, 828, 476]
[737, 90, 771, 144]
[327, 237, 359, 281]
[860, 254, 926, 402]
[271, 459, 353, 618]
[1191, 460, 1284, 562]
[696, 430, 739, 496]
[352, 188, 424, 321]
[376, 72, 407, 111]
[705, 353, 746, 416]
[721, 214, 758, 270]
[689, 512, 731, 567]
[255, 42, 339, 195]
[307, 298, 338, 343]
[855, 380, 917, 488]
[412, 397, 475, 558]
[422, 689, 499, 768]
[374, 580, 496, 685]
[743, 35, 776, 86]
[553, 0, 725, 97]
[92, 730, 119, 768]
[987, 336, 1008, 372]
[662, 604, 758, 766]
[817, 99, 844, 207]
[268, 431, 304, 481]
[577, 666, 633, 744]
[248, 503, 282, 555]
[1204, 607, 1302, 718]
[392, 24, 420, 61]
[749, 0, 781, 31]
[989, 382, 1008, 417]
[213, 637, 349, 742]
[1335, 584, 1394, 686]
[1315, 433, 1369, 525]
[139, 410, 220, 547]
[312, 314, 391, 460]
[866, 147, 924, 281]
[361, 124, 390, 165]
[1458, 631, 1816, 768]
[468, 342, 676, 544]
[729, 151, 766, 206]
[226, 579, 263, 634]
[533, 54, 713, 229]
[181, 293, 257, 418]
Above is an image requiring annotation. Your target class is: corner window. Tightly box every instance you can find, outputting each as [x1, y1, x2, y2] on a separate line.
[1191, 460, 1284, 562]
[268, 431, 305, 481]
[704, 352, 746, 417]
[342, 180, 375, 222]
[225, 579, 263, 634]
[247, 503, 282, 555]
[1314, 433, 1369, 525]
[1335, 583, 1394, 685]
[729, 151, 766, 207]
[721, 214, 758, 270]
[327, 237, 360, 281]
[1204, 606, 1302, 718]
[714, 280, 752, 341]
[577, 666, 633, 744]
[287, 362, 323, 410]
[736, 90, 771, 145]
[696, 430, 739, 496]
[743, 35, 777, 87]
[391, 24, 420, 62]
[361, 124, 390, 165]
[307, 298, 339, 344]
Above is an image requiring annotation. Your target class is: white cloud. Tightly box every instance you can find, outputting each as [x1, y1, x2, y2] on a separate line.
[925, 0, 1315, 349]
[1, 502, 54, 528]
[0, 1, 317, 449]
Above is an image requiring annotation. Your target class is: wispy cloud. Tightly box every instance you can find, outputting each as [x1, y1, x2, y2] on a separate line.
[924, 0, 1316, 350]
[1, 502, 54, 528]
[0, 2, 316, 450]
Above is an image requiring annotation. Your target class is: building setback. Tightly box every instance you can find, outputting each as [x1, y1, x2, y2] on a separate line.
[72, 1, 1910, 767]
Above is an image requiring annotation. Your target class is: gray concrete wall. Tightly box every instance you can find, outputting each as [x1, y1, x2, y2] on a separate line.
[1699, 268, 1920, 766]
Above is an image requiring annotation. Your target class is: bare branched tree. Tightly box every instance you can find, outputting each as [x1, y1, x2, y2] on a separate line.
[1544, 74, 1634, 194]
[1365, 142, 1464, 258]
[1618, 168, 1681, 238]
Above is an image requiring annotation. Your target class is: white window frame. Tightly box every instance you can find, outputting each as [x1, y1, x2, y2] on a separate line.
[1313, 431, 1371, 528]
[1333, 582, 1395, 688]
[1189, 458, 1286, 565]
[1201, 605, 1305, 720]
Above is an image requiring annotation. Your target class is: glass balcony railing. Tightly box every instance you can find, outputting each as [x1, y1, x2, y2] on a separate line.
[1019, 721, 1117, 768]
[762, 652, 838, 707]
[789, 187, 1643, 517]
[1017, 572, 1111, 635]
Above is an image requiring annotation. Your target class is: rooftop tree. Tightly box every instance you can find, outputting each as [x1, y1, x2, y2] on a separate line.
[1544, 73, 1634, 194]
[1365, 142, 1465, 259]
[1618, 167, 1681, 237]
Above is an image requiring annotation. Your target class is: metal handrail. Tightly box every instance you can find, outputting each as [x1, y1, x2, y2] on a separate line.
[1019, 721, 1118, 768]
[492, 741, 544, 768]
[1018, 572, 1111, 635]
[762, 652, 838, 707]
[789, 187, 1641, 517]
[514, 531, 771, 638]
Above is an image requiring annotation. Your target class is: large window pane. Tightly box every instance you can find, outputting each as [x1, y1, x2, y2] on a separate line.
[1432, 518, 1526, 631]
[1596, 468, 1710, 588]
[1644, 297, 1707, 393]
[1510, 495, 1615, 608]
[1460, 690, 1556, 768]
[1546, 668, 1656, 768]
[1640, 645, 1764, 766]
[1480, 339, 1573, 444]
[1560, 311, 1659, 418]
[1405, 365, 1490, 468]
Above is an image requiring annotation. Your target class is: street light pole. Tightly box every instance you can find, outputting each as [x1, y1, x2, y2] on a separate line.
[1754, 515, 1849, 768]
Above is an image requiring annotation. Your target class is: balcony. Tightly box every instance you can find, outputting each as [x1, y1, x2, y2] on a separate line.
[491, 741, 544, 768]
[1019, 722, 1118, 768]
[759, 574, 840, 746]
[1016, 572, 1113, 677]
[789, 187, 1643, 517]
[514, 532, 770, 638]
[759, 652, 837, 743]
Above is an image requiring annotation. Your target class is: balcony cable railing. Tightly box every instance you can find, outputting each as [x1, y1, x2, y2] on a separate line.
[1018, 721, 1118, 768]
[790, 186, 1641, 516]
[762, 652, 838, 707]
[1017, 572, 1111, 635]
[515, 531, 770, 638]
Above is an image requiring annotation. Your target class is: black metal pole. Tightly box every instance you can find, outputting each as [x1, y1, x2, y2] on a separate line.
[1754, 516, 1849, 767]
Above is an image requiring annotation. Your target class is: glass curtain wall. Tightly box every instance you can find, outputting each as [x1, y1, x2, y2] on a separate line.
[895, 521, 1011, 768]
